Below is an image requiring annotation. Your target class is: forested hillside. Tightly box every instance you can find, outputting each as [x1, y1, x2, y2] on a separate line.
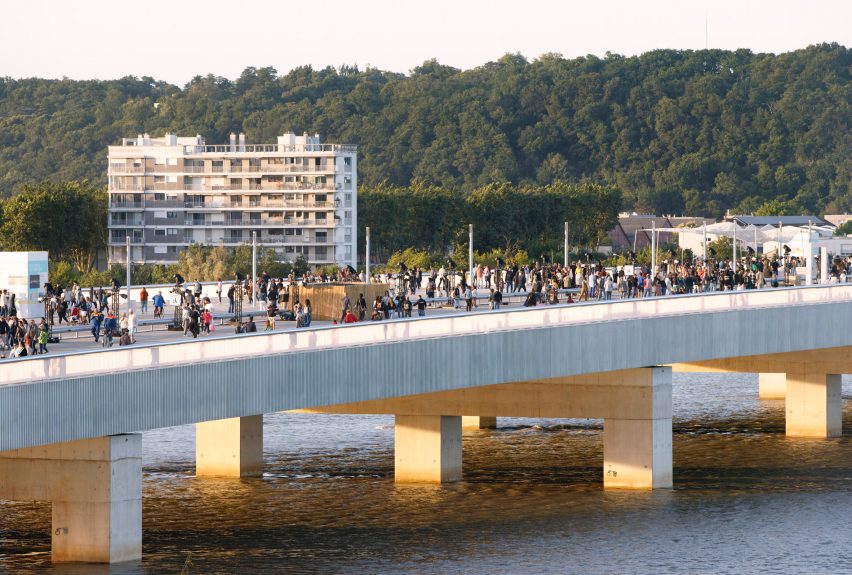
[0, 44, 849, 217]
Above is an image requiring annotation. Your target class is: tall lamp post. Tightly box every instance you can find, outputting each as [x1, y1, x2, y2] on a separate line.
[365, 226, 371, 284]
[252, 231, 258, 308]
[468, 224, 474, 290]
[125, 235, 132, 312]
[564, 221, 569, 269]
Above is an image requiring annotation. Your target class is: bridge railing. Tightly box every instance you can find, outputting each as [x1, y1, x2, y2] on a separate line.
[3, 284, 851, 386]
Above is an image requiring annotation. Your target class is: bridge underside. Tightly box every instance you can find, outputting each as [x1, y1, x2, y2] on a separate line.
[2, 345, 847, 564]
[673, 346, 847, 437]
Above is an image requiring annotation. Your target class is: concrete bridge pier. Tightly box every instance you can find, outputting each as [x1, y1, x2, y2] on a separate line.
[785, 370, 842, 438]
[196, 415, 263, 477]
[395, 415, 462, 483]
[0, 434, 142, 563]
[759, 373, 786, 399]
[602, 367, 673, 489]
[462, 416, 497, 429]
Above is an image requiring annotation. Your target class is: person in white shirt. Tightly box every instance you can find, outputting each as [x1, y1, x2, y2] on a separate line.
[127, 309, 137, 343]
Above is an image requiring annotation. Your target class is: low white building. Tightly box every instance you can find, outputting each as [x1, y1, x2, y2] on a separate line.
[0, 251, 49, 303]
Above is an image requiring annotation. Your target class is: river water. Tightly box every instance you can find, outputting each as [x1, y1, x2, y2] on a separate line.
[1, 372, 851, 574]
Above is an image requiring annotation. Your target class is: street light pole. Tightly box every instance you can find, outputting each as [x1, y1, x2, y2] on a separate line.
[366, 226, 371, 284]
[125, 235, 132, 311]
[651, 221, 656, 279]
[468, 224, 474, 290]
[564, 221, 569, 268]
[252, 231, 257, 308]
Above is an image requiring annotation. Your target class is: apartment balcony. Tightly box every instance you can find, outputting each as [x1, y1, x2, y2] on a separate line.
[110, 216, 145, 226]
[108, 165, 145, 174]
[109, 200, 145, 209]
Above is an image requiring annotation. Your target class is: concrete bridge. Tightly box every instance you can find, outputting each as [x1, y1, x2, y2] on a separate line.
[1, 285, 849, 563]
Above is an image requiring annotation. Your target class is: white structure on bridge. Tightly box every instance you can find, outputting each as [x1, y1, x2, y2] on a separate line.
[1, 285, 849, 562]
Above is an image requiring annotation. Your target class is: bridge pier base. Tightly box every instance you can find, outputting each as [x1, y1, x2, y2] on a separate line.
[395, 415, 462, 483]
[196, 415, 263, 477]
[602, 367, 672, 489]
[759, 373, 786, 399]
[462, 416, 497, 429]
[785, 371, 841, 438]
[0, 434, 142, 563]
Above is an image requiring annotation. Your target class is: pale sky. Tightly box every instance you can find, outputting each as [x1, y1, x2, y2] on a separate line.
[2, 0, 849, 85]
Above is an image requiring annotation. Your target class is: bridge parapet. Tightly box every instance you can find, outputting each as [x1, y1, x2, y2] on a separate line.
[2, 284, 852, 387]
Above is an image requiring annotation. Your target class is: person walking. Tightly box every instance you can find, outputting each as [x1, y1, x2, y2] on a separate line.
[37, 319, 49, 354]
[152, 291, 165, 318]
[216, 279, 223, 304]
[340, 293, 351, 324]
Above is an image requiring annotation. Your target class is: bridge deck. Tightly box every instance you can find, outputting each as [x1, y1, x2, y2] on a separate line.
[1, 284, 850, 451]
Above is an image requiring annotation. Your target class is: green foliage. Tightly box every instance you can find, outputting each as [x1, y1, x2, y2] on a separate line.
[834, 221, 852, 236]
[49, 260, 79, 286]
[707, 236, 734, 260]
[385, 248, 439, 271]
[78, 268, 113, 288]
[753, 199, 805, 216]
[0, 181, 106, 272]
[292, 255, 310, 276]
[361, 180, 621, 259]
[0, 46, 849, 217]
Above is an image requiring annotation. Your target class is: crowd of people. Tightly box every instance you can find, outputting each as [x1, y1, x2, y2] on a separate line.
[3, 252, 851, 359]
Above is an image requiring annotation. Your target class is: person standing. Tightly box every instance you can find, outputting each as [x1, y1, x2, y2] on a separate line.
[139, 287, 148, 314]
[216, 279, 223, 303]
[127, 309, 137, 343]
[340, 293, 351, 324]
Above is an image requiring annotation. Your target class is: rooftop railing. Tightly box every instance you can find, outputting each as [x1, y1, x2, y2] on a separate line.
[183, 144, 357, 154]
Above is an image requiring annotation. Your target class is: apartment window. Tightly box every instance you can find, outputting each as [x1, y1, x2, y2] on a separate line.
[154, 176, 165, 183]
[167, 246, 178, 254]
[167, 228, 179, 236]
[230, 160, 242, 171]
[269, 212, 282, 218]
[154, 193, 165, 200]
[316, 231, 327, 242]
[154, 245, 167, 254]
[212, 160, 224, 172]
[315, 246, 327, 259]
[166, 211, 177, 218]
[284, 229, 302, 236]
[155, 229, 166, 237]
[316, 194, 327, 203]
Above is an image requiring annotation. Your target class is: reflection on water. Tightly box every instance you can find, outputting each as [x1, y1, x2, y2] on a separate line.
[1, 373, 850, 574]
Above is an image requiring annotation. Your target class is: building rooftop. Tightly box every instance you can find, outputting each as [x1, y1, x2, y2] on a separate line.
[115, 132, 356, 154]
[730, 215, 833, 227]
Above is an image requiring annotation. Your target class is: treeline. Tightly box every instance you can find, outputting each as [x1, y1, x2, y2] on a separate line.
[0, 44, 849, 217]
[359, 180, 620, 260]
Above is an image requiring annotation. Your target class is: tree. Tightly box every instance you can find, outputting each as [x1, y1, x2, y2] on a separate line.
[0, 181, 106, 272]
[834, 221, 852, 236]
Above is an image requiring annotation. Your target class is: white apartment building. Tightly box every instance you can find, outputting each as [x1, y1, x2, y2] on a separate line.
[107, 132, 357, 267]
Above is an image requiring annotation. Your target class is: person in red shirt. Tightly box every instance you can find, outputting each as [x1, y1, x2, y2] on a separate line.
[343, 308, 358, 323]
